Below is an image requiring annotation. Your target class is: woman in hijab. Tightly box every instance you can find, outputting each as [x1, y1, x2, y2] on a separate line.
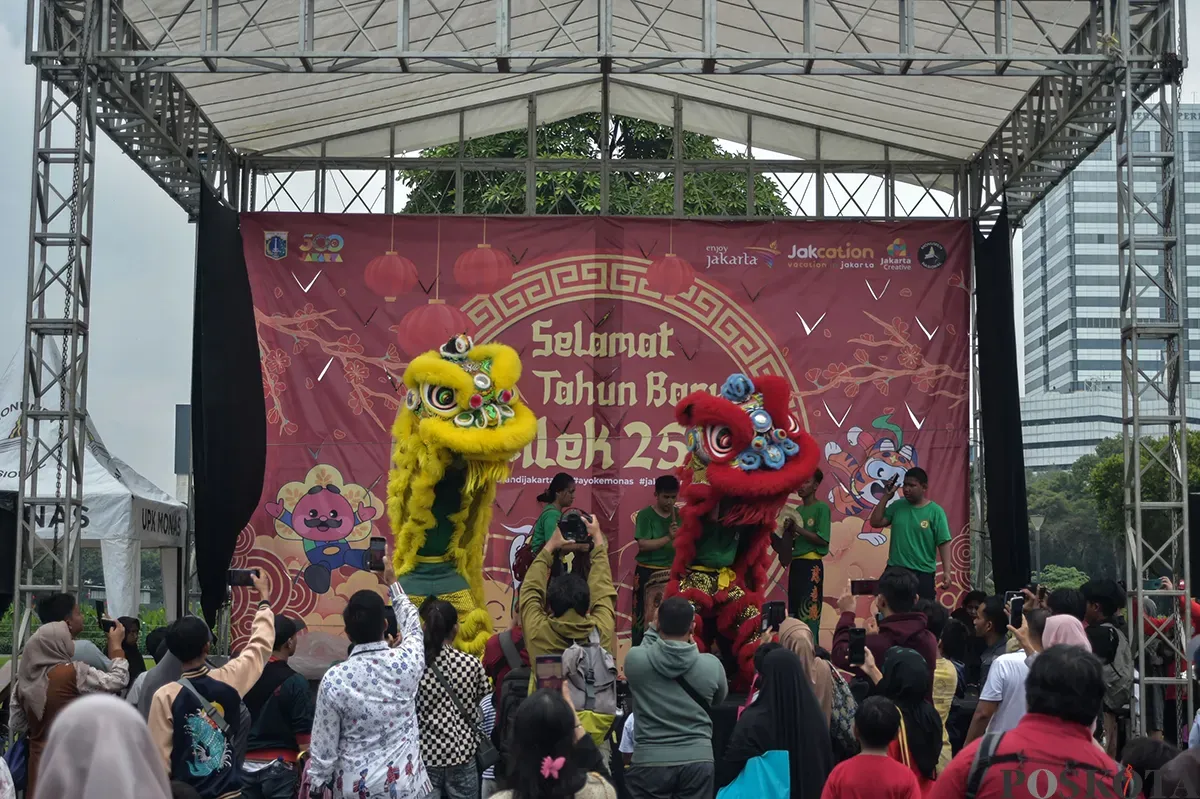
[11, 619, 130, 798]
[864, 647, 942, 796]
[778, 618, 834, 725]
[1043, 615, 1093, 651]
[717, 647, 834, 799]
[119, 616, 146, 685]
[36, 694, 171, 799]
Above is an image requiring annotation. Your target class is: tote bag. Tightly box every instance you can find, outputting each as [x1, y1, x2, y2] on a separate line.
[715, 750, 790, 799]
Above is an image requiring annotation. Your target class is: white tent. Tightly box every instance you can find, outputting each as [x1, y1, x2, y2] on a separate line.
[0, 351, 186, 619]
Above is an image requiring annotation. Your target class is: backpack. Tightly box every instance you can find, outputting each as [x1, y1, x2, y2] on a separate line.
[562, 628, 618, 717]
[828, 667, 859, 761]
[1099, 622, 1133, 712]
[491, 631, 531, 763]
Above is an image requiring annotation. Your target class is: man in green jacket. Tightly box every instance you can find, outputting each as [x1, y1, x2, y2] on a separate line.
[624, 596, 729, 799]
[518, 511, 617, 668]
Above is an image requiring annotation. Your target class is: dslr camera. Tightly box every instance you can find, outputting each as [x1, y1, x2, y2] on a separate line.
[557, 508, 594, 544]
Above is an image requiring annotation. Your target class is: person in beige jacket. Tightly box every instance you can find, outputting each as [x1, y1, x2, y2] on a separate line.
[148, 571, 275, 799]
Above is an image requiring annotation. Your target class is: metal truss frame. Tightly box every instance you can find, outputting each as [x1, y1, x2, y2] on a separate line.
[16, 0, 1191, 738]
[37, 0, 1167, 77]
[1115, 0, 1191, 736]
[12, 0, 98, 676]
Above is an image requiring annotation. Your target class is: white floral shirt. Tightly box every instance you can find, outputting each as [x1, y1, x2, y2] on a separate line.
[307, 584, 431, 799]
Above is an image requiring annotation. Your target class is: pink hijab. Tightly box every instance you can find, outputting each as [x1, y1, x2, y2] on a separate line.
[1042, 615, 1092, 651]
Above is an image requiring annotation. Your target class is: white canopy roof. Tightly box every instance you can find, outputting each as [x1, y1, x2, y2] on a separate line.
[121, 0, 1093, 163]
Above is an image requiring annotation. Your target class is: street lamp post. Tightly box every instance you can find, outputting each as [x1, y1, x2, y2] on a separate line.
[1030, 514, 1046, 577]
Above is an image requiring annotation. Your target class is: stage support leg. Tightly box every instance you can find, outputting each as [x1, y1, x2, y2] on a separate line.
[12, 0, 98, 674]
[1116, 0, 1191, 738]
[162, 546, 181, 622]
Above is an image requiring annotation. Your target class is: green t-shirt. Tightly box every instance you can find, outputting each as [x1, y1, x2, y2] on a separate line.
[634, 506, 678, 569]
[790, 501, 832, 559]
[693, 517, 742, 569]
[529, 505, 562, 555]
[417, 466, 466, 557]
[884, 499, 952, 573]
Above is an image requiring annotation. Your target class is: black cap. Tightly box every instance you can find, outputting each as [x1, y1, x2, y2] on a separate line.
[273, 616, 306, 650]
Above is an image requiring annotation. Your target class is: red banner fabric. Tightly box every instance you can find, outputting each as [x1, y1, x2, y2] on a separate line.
[234, 216, 971, 670]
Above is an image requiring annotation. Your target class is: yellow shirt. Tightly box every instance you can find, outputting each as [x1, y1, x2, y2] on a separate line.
[932, 656, 958, 775]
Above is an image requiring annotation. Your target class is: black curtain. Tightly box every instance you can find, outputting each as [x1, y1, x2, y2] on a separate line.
[193, 186, 266, 625]
[974, 209, 1031, 593]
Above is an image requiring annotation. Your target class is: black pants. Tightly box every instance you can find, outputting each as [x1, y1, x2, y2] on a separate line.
[787, 558, 824, 639]
[887, 565, 936, 600]
[241, 761, 299, 799]
[627, 763, 714, 799]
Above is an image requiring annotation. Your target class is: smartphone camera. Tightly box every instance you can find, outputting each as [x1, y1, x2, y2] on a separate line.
[851, 579, 879, 596]
[535, 654, 564, 692]
[760, 601, 786, 634]
[1009, 597, 1024, 630]
[368, 537, 387, 572]
[848, 627, 867, 666]
[228, 568, 260, 587]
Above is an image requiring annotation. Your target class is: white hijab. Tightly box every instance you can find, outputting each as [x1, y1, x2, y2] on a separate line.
[35, 694, 171, 799]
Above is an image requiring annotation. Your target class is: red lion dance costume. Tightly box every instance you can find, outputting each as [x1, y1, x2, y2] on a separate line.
[666, 372, 819, 688]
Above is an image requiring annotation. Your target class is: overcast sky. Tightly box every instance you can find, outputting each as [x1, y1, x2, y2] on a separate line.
[1, 6, 1199, 494]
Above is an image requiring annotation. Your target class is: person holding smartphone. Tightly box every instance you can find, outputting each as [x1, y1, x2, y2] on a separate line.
[869, 467, 952, 600]
[773, 469, 831, 638]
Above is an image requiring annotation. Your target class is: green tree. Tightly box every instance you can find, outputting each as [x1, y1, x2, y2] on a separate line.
[1088, 431, 1200, 563]
[400, 114, 790, 216]
[1026, 460, 1117, 578]
[1032, 564, 1090, 589]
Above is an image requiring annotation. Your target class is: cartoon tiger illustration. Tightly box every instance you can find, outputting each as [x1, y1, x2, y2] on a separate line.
[825, 414, 918, 519]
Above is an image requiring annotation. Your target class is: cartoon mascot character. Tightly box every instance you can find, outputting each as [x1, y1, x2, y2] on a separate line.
[666, 373, 819, 688]
[388, 334, 538, 655]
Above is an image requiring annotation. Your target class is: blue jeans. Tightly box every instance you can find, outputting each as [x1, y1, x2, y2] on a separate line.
[427, 762, 479, 799]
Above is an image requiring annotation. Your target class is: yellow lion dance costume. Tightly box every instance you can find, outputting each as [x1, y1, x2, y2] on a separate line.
[388, 334, 538, 655]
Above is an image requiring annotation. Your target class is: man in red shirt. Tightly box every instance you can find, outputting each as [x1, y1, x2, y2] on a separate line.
[931, 645, 1123, 799]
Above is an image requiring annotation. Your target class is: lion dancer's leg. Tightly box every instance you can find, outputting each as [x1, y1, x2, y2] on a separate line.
[715, 582, 764, 690]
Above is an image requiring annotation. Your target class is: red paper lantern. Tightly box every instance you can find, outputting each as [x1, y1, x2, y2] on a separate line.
[453, 244, 514, 293]
[394, 299, 474, 358]
[646, 253, 696, 296]
[364, 251, 418, 302]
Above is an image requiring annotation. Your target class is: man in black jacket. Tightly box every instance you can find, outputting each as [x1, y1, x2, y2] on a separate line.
[241, 616, 314, 799]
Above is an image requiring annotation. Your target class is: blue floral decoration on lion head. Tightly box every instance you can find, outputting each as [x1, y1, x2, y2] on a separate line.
[720, 373, 756, 404]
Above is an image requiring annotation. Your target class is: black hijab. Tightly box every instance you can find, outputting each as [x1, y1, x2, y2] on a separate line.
[119, 617, 146, 683]
[718, 648, 833, 799]
[875, 646, 942, 781]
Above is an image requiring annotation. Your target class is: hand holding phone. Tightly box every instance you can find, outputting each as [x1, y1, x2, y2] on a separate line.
[368, 537, 387, 572]
[1009, 597, 1024, 630]
[851, 579, 880, 596]
[761, 601, 786, 634]
[848, 627, 867, 666]
[882, 474, 900, 496]
[535, 655, 564, 692]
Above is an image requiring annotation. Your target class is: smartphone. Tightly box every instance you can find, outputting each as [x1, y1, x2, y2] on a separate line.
[93, 601, 116, 632]
[1009, 597, 1024, 629]
[535, 654, 564, 692]
[384, 607, 398, 640]
[851, 579, 879, 596]
[228, 568, 259, 587]
[848, 627, 867, 666]
[368, 537, 387, 572]
[1004, 590, 1022, 605]
[761, 601, 786, 634]
[1144, 579, 1163, 591]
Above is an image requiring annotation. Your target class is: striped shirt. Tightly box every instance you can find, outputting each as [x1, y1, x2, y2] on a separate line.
[480, 693, 497, 780]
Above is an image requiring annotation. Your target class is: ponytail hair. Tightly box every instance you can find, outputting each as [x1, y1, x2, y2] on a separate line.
[536, 472, 574, 505]
[419, 597, 457, 665]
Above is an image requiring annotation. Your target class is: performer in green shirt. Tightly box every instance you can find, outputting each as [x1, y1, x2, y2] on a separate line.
[631, 475, 680, 645]
[869, 466, 952, 600]
[773, 468, 831, 638]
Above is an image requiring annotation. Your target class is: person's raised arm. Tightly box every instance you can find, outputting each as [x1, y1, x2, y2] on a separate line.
[586, 513, 618, 652]
[870, 478, 898, 529]
[388, 566, 425, 688]
[519, 530, 560, 654]
[830, 584, 857, 670]
[305, 677, 342, 792]
[77, 621, 131, 693]
[212, 570, 275, 696]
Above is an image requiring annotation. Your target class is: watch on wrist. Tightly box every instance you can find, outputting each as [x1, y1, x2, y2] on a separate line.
[257, 599, 271, 608]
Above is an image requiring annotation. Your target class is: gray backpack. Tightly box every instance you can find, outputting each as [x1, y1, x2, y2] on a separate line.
[562, 628, 618, 716]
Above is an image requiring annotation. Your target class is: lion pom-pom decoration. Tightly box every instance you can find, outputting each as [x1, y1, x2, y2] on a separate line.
[388, 334, 538, 655]
[667, 372, 819, 687]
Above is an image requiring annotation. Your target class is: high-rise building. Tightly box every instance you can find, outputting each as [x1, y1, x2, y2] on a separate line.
[1020, 106, 1200, 470]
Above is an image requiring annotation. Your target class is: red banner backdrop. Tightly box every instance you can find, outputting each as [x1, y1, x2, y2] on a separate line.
[232, 216, 971, 670]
